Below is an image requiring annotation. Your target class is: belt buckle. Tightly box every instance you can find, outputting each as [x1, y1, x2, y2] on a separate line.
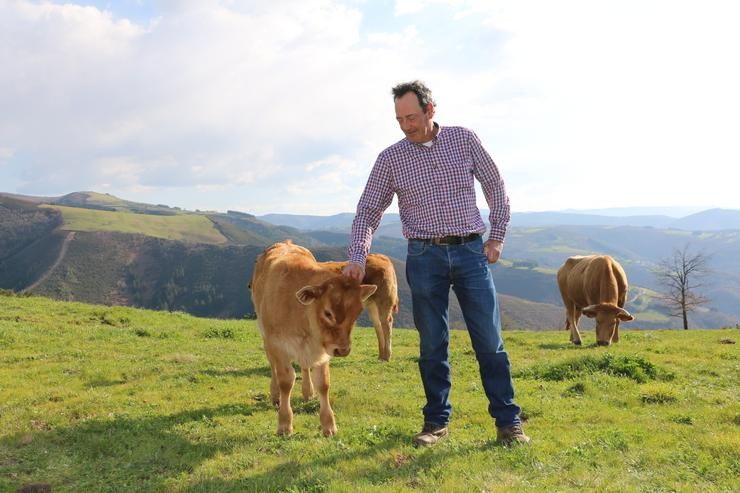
[433, 235, 457, 245]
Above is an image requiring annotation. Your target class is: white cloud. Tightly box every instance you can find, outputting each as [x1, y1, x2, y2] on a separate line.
[1, 0, 739, 214]
[0, 0, 413, 210]
[394, 0, 463, 16]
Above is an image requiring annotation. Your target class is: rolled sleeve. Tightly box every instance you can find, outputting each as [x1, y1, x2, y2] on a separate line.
[470, 131, 510, 242]
[347, 154, 394, 265]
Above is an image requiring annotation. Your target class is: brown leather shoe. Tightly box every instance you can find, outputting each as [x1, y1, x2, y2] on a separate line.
[496, 423, 530, 445]
[412, 422, 448, 447]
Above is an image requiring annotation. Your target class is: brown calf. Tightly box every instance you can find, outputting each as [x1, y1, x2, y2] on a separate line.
[249, 241, 376, 436]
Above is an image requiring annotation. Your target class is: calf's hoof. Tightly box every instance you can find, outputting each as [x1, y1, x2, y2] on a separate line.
[276, 424, 293, 436]
[322, 425, 337, 437]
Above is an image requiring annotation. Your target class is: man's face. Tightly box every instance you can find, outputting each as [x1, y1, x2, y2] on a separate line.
[394, 92, 435, 144]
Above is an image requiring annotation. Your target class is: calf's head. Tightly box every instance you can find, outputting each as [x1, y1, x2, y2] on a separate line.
[296, 277, 377, 357]
[582, 303, 634, 345]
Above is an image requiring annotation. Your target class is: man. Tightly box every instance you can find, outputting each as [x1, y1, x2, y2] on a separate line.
[343, 80, 529, 447]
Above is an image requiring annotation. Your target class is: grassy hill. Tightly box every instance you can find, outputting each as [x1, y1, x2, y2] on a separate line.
[49, 205, 228, 245]
[0, 294, 737, 492]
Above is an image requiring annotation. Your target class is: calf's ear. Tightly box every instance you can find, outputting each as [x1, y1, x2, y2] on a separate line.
[360, 284, 377, 302]
[296, 285, 323, 305]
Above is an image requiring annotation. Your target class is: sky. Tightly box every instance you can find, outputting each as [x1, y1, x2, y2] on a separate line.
[1, 0, 739, 216]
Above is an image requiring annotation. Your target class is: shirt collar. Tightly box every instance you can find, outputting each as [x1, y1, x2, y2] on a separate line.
[405, 122, 442, 148]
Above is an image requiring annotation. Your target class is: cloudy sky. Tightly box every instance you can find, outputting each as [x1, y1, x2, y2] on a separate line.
[1, 0, 739, 216]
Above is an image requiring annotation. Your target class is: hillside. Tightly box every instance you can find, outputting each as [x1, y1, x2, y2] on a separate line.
[1, 294, 737, 492]
[0, 192, 558, 330]
[53, 205, 229, 244]
[2, 191, 739, 330]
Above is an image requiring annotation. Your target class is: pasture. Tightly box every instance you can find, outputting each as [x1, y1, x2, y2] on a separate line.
[0, 294, 737, 492]
[45, 205, 228, 244]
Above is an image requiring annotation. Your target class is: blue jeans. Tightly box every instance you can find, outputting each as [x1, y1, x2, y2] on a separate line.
[405, 236, 521, 428]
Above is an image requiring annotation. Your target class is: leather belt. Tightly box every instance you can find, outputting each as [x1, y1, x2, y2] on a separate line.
[414, 233, 481, 245]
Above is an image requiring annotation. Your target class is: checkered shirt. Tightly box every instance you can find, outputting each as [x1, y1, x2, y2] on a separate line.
[347, 124, 511, 265]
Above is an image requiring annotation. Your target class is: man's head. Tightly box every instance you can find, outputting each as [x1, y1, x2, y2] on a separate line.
[392, 80, 436, 144]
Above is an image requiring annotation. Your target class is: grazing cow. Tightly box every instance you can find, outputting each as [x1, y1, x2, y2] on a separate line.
[557, 255, 635, 346]
[249, 240, 376, 436]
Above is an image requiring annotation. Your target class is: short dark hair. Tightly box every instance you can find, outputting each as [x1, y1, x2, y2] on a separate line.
[391, 80, 436, 113]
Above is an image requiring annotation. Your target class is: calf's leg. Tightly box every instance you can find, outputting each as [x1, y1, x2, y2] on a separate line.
[367, 302, 390, 361]
[274, 363, 296, 436]
[269, 363, 280, 406]
[314, 362, 337, 436]
[301, 367, 314, 400]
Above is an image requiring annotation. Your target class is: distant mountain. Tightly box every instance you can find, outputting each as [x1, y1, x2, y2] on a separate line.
[510, 212, 675, 228]
[260, 208, 740, 232]
[258, 212, 358, 231]
[670, 208, 740, 231]
[562, 206, 709, 217]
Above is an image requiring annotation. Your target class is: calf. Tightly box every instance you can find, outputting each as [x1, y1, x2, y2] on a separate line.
[557, 255, 634, 346]
[249, 240, 376, 436]
[299, 254, 399, 401]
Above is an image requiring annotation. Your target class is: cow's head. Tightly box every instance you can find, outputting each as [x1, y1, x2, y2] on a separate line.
[295, 277, 377, 357]
[582, 303, 634, 345]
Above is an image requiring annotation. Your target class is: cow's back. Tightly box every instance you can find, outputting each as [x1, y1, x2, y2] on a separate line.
[251, 241, 327, 330]
[558, 255, 624, 307]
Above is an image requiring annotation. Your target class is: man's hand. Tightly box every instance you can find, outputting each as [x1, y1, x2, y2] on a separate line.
[483, 240, 503, 264]
[342, 262, 365, 281]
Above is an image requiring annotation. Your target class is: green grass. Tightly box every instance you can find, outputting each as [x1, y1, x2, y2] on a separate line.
[46, 205, 227, 244]
[1, 295, 738, 492]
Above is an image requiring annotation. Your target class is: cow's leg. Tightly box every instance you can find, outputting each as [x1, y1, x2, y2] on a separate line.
[367, 302, 390, 361]
[570, 306, 583, 346]
[314, 361, 337, 436]
[273, 362, 296, 436]
[613, 320, 620, 343]
[301, 367, 314, 401]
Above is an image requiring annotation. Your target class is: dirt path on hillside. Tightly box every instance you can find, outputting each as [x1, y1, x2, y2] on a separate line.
[23, 231, 76, 292]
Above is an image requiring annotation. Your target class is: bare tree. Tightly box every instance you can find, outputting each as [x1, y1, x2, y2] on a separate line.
[654, 244, 710, 330]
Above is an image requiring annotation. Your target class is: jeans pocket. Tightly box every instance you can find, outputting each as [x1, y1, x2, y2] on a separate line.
[463, 237, 485, 256]
[407, 240, 428, 257]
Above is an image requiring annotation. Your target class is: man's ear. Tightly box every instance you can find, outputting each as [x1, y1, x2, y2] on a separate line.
[296, 285, 322, 305]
